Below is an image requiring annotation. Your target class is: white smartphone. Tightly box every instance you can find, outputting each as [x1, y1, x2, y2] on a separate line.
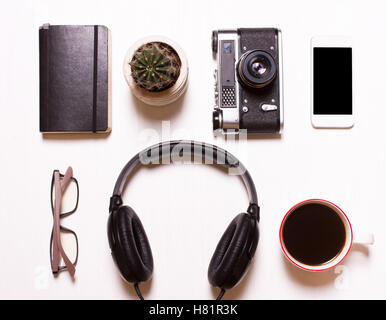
[311, 36, 354, 128]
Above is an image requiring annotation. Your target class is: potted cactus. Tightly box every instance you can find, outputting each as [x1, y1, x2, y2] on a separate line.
[123, 36, 188, 106]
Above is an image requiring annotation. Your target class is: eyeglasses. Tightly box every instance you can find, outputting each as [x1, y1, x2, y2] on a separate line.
[50, 167, 79, 277]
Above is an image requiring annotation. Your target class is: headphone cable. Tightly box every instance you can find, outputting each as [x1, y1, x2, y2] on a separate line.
[216, 288, 226, 300]
[134, 283, 144, 300]
[134, 283, 226, 300]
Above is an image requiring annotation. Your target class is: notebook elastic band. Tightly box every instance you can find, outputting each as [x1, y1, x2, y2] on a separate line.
[92, 25, 98, 133]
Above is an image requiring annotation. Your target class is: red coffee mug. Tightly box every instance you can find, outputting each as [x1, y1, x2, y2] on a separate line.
[279, 199, 374, 271]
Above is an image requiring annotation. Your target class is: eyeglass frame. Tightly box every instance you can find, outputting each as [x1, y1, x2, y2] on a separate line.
[49, 167, 79, 277]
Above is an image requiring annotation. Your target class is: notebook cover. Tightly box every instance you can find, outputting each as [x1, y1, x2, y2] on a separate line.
[39, 24, 111, 133]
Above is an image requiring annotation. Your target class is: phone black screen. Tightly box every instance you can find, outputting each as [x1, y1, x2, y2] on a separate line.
[313, 47, 352, 115]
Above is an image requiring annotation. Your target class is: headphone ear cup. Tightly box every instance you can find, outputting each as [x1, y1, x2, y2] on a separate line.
[108, 206, 154, 284]
[208, 213, 259, 290]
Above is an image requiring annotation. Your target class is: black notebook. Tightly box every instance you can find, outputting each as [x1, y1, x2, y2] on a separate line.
[39, 24, 111, 133]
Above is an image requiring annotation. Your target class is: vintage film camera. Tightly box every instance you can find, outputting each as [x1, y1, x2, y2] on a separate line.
[212, 28, 283, 134]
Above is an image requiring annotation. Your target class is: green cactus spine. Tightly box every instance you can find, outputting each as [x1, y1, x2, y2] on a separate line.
[129, 42, 181, 92]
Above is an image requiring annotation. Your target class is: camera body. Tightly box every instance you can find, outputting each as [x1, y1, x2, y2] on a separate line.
[212, 28, 283, 134]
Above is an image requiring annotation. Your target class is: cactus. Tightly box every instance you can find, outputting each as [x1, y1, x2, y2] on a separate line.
[129, 42, 181, 92]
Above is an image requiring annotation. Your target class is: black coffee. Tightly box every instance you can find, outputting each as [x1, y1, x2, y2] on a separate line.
[282, 203, 346, 266]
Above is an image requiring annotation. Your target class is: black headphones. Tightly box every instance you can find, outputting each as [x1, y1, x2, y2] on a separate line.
[107, 140, 260, 299]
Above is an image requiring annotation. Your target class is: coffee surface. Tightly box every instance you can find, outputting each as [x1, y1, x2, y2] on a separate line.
[282, 203, 346, 266]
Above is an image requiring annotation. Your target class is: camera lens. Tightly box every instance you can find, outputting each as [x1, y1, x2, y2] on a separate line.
[251, 61, 267, 77]
[237, 50, 276, 88]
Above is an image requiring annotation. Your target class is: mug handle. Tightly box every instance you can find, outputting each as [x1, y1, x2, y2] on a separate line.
[354, 233, 375, 245]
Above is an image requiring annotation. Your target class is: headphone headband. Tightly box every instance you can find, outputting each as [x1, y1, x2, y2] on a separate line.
[110, 140, 258, 218]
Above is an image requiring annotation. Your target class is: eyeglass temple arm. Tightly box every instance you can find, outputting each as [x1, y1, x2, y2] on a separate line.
[60, 166, 73, 192]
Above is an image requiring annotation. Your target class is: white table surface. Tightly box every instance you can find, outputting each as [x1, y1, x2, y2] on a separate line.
[1, 0, 385, 300]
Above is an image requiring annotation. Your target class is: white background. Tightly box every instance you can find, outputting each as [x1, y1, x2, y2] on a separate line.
[0, 0, 385, 300]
